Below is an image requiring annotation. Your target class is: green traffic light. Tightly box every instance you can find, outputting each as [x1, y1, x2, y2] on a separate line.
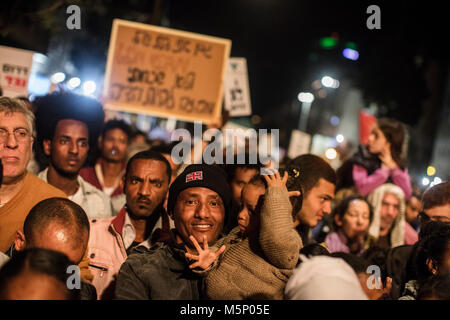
[320, 37, 337, 49]
[345, 41, 358, 50]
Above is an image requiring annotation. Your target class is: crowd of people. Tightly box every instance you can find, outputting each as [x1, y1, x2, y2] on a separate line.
[0, 92, 449, 300]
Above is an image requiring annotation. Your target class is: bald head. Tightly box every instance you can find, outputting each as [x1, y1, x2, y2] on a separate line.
[20, 198, 90, 264]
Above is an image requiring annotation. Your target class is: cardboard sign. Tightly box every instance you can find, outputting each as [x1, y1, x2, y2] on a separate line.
[288, 129, 311, 159]
[103, 19, 231, 124]
[223, 57, 252, 116]
[0, 45, 34, 97]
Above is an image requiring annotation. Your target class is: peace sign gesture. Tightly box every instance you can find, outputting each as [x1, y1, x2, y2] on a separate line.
[185, 235, 226, 270]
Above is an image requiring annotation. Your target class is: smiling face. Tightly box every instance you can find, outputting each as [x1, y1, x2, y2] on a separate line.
[296, 178, 335, 227]
[336, 199, 371, 241]
[123, 159, 169, 219]
[43, 119, 89, 178]
[172, 187, 225, 249]
[237, 183, 265, 236]
[0, 112, 33, 183]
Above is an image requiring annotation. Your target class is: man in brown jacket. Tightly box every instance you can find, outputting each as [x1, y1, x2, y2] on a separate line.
[0, 97, 66, 253]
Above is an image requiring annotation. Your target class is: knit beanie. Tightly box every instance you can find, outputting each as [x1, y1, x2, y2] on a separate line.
[167, 164, 232, 221]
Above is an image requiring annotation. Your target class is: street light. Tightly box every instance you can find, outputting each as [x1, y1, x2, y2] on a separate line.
[50, 72, 65, 84]
[82, 80, 96, 95]
[67, 77, 81, 89]
[297, 92, 315, 132]
[321, 76, 340, 88]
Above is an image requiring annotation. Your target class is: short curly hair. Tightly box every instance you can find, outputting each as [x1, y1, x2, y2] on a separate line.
[33, 92, 105, 148]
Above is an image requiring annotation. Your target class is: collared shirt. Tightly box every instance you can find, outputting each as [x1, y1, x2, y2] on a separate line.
[38, 168, 113, 220]
[94, 161, 124, 196]
[116, 208, 174, 250]
[122, 210, 137, 250]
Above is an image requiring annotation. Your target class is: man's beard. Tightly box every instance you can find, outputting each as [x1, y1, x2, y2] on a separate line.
[51, 161, 79, 179]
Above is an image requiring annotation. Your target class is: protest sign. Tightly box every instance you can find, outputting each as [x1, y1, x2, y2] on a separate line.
[288, 129, 311, 159]
[359, 110, 376, 145]
[0, 45, 34, 97]
[223, 57, 252, 116]
[103, 19, 231, 124]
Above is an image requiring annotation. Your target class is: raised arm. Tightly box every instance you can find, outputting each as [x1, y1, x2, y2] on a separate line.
[353, 164, 389, 196]
[390, 167, 412, 200]
[259, 171, 302, 269]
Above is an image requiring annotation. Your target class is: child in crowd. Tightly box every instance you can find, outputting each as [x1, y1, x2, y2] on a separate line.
[335, 117, 412, 201]
[186, 169, 302, 299]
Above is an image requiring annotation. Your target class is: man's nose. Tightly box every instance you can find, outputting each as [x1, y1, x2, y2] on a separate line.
[138, 181, 151, 196]
[387, 205, 396, 216]
[194, 202, 210, 219]
[68, 141, 79, 154]
[5, 132, 18, 148]
[323, 201, 332, 214]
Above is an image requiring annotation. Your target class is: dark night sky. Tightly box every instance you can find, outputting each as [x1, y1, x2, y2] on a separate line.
[0, 0, 448, 177]
[1, 0, 447, 126]
[166, 0, 448, 127]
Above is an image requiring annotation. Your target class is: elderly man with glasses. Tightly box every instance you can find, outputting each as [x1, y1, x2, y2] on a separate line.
[0, 97, 66, 254]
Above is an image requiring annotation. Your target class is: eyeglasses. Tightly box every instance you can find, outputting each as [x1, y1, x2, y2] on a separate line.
[0, 128, 32, 144]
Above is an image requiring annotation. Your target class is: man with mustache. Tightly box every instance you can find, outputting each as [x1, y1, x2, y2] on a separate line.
[114, 164, 231, 300]
[80, 120, 132, 214]
[87, 150, 172, 299]
[34, 92, 113, 220]
[367, 183, 418, 250]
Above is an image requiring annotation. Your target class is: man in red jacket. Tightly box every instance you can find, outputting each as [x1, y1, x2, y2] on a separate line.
[87, 150, 172, 299]
[80, 119, 132, 214]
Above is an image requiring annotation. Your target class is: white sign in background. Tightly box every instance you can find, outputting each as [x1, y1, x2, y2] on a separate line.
[223, 57, 252, 117]
[0, 45, 34, 97]
[288, 129, 311, 159]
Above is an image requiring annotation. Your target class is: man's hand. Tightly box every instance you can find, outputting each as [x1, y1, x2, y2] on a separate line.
[185, 235, 226, 270]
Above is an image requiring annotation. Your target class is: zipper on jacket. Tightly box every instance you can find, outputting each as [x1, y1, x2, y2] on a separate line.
[89, 264, 108, 278]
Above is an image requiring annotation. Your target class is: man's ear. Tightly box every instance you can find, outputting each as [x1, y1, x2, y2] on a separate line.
[98, 135, 103, 149]
[120, 174, 125, 189]
[43, 139, 51, 156]
[334, 214, 343, 227]
[14, 230, 26, 251]
[168, 209, 174, 220]
[426, 257, 438, 275]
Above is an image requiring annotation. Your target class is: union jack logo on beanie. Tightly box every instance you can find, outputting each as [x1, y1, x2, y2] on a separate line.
[186, 171, 203, 182]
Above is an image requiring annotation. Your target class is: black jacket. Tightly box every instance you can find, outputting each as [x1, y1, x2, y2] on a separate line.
[114, 236, 202, 300]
